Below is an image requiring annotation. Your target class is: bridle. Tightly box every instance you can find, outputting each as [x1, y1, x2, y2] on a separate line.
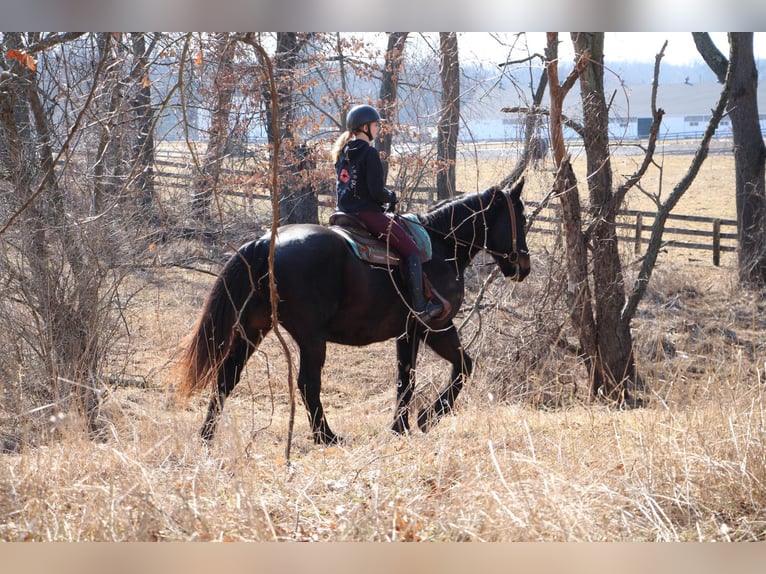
[484, 189, 526, 280]
[419, 188, 526, 277]
[503, 189, 521, 264]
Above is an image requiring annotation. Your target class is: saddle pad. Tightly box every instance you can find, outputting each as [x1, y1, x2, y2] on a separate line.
[329, 213, 432, 265]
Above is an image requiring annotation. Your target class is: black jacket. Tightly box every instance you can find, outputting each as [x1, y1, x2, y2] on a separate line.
[335, 139, 396, 212]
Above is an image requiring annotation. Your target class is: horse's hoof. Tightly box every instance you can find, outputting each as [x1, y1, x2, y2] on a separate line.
[391, 425, 410, 436]
[391, 413, 410, 435]
[314, 432, 343, 446]
[620, 395, 645, 410]
[417, 408, 433, 433]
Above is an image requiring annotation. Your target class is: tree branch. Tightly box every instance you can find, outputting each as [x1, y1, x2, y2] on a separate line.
[498, 53, 545, 67]
[611, 41, 667, 211]
[240, 32, 297, 464]
[501, 106, 585, 138]
[24, 32, 86, 53]
[622, 49, 733, 323]
[692, 32, 728, 83]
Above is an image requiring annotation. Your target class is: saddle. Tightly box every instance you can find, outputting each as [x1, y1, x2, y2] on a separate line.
[329, 211, 451, 320]
[328, 212, 432, 266]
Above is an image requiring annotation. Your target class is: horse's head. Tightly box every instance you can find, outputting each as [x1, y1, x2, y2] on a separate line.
[487, 179, 531, 281]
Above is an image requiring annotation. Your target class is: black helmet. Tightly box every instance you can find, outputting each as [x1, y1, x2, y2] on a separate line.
[346, 104, 381, 131]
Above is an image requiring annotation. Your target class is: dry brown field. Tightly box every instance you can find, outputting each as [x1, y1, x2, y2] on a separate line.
[2, 143, 765, 542]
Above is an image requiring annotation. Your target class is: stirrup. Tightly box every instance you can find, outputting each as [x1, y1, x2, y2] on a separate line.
[414, 301, 443, 325]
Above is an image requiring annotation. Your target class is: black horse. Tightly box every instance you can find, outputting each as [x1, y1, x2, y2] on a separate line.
[177, 179, 530, 445]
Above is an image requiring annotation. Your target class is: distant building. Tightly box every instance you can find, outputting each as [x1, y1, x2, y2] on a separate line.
[465, 82, 766, 142]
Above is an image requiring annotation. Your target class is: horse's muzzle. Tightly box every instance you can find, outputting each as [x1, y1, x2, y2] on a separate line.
[507, 253, 531, 282]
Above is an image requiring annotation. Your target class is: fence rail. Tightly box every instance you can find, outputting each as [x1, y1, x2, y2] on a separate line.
[525, 200, 737, 266]
[153, 155, 738, 266]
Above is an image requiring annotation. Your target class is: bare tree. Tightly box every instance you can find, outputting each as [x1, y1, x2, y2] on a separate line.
[436, 32, 460, 200]
[0, 33, 134, 435]
[192, 33, 237, 223]
[546, 32, 732, 404]
[129, 32, 158, 213]
[375, 32, 408, 182]
[693, 32, 766, 286]
[547, 34, 612, 402]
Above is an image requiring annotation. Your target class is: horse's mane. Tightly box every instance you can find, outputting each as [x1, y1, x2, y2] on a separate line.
[419, 186, 501, 235]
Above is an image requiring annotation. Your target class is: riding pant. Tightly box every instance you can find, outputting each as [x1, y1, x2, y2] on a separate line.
[353, 211, 420, 258]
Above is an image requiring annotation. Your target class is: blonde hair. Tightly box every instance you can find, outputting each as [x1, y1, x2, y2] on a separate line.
[331, 131, 353, 163]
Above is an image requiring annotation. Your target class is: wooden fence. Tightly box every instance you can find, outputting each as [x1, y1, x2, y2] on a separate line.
[153, 153, 738, 266]
[155, 149, 274, 200]
[525, 200, 738, 266]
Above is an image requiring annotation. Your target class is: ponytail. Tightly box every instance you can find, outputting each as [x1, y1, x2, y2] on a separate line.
[331, 131, 353, 163]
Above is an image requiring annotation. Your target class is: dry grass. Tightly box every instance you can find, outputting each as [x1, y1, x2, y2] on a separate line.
[2, 257, 764, 542]
[2, 145, 766, 541]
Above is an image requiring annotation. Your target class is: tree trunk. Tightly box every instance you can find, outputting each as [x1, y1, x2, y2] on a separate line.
[130, 33, 157, 215]
[267, 33, 317, 225]
[694, 32, 766, 285]
[729, 34, 766, 285]
[193, 33, 236, 223]
[93, 33, 125, 214]
[571, 33, 637, 400]
[282, 142, 319, 224]
[376, 32, 408, 182]
[546, 34, 600, 396]
[436, 32, 460, 201]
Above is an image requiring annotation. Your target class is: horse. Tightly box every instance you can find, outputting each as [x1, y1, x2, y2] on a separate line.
[176, 179, 530, 445]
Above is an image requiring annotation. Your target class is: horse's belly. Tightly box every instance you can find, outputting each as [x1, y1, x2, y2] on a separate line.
[325, 308, 405, 346]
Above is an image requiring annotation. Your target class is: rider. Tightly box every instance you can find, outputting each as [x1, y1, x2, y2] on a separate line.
[331, 104, 443, 325]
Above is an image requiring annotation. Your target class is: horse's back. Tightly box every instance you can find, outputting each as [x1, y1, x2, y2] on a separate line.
[270, 223, 350, 274]
[260, 223, 410, 344]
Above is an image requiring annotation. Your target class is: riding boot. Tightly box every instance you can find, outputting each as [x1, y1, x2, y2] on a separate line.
[404, 254, 443, 324]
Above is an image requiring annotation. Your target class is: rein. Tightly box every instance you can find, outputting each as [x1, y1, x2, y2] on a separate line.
[503, 189, 521, 264]
[420, 188, 525, 265]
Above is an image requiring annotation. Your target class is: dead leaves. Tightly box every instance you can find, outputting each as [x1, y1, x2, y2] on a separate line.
[6, 49, 36, 71]
[394, 511, 423, 542]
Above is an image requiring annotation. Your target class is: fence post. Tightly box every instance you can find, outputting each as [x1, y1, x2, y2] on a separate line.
[634, 213, 643, 254]
[712, 218, 721, 266]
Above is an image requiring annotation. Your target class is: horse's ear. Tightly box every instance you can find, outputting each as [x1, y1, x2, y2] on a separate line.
[508, 177, 524, 201]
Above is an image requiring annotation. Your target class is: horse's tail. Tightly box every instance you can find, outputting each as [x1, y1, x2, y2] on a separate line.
[176, 239, 270, 397]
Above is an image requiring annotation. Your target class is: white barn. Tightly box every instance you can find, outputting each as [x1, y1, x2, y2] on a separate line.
[462, 81, 766, 143]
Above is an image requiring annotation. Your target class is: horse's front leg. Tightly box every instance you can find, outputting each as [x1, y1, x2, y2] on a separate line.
[392, 329, 421, 435]
[297, 339, 339, 445]
[417, 323, 473, 433]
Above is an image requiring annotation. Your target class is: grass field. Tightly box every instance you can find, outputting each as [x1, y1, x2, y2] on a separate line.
[1, 143, 765, 542]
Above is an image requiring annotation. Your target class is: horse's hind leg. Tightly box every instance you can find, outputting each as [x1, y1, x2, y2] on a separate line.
[417, 323, 473, 433]
[200, 333, 259, 443]
[392, 329, 421, 435]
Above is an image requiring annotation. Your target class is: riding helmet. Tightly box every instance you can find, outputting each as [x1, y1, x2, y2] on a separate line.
[346, 104, 381, 131]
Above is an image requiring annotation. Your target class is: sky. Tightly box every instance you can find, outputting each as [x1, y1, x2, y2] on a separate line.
[457, 33, 766, 67]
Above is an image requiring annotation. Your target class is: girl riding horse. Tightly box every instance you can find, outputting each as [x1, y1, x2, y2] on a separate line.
[332, 104, 443, 325]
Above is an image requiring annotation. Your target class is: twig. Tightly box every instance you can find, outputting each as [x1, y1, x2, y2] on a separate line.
[0, 35, 112, 235]
[241, 33, 297, 464]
